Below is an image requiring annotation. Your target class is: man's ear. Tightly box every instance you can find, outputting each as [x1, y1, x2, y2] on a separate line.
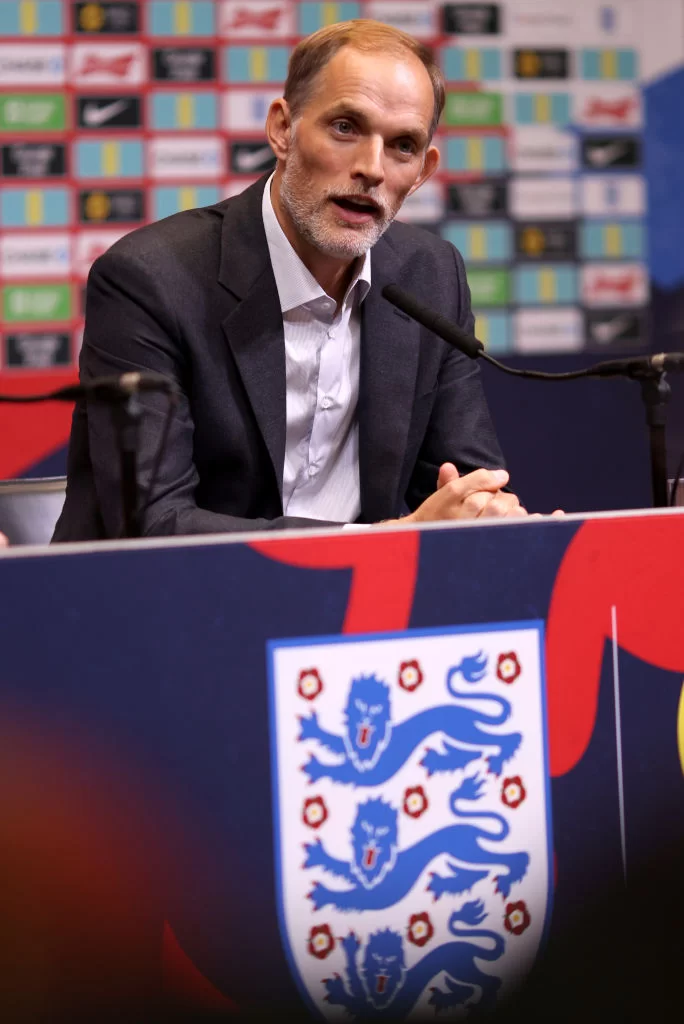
[266, 98, 292, 161]
[407, 144, 440, 196]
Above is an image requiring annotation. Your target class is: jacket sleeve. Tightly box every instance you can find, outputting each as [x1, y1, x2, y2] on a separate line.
[56, 247, 339, 539]
[403, 243, 506, 512]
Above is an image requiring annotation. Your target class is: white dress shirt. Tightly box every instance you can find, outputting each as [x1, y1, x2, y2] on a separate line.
[262, 175, 371, 522]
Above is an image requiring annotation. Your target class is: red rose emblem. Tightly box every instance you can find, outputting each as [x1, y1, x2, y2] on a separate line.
[501, 776, 526, 809]
[403, 785, 429, 819]
[308, 924, 335, 959]
[298, 668, 323, 700]
[398, 659, 424, 692]
[496, 652, 521, 684]
[407, 912, 434, 947]
[302, 796, 328, 829]
[504, 900, 531, 936]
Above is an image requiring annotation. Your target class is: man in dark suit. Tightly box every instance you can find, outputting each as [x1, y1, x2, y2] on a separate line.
[54, 20, 525, 541]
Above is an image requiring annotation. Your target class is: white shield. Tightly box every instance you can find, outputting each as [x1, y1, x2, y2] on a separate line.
[268, 621, 552, 1020]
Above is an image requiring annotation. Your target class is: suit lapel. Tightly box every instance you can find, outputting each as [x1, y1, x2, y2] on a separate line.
[359, 235, 420, 522]
[217, 179, 287, 499]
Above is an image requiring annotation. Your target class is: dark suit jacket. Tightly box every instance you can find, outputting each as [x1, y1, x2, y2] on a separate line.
[53, 176, 505, 540]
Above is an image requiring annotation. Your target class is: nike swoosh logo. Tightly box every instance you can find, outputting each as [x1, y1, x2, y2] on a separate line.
[234, 144, 275, 172]
[591, 315, 632, 343]
[83, 99, 129, 127]
[587, 141, 627, 167]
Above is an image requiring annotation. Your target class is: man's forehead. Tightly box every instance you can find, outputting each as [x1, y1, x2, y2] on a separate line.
[301, 47, 434, 125]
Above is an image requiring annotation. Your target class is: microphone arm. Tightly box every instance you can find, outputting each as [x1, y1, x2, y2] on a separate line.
[382, 284, 675, 509]
[1, 372, 180, 538]
[0, 371, 179, 403]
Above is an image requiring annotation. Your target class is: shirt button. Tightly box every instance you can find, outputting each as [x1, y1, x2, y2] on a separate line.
[308, 465, 317, 477]
[321, 396, 332, 409]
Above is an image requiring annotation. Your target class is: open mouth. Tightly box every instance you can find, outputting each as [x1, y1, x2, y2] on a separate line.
[357, 722, 373, 748]
[331, 196, 381, 222]
[375, 973, 388, 994]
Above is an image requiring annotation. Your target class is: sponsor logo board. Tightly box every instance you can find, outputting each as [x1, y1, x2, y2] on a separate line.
[581, 135, 641, 170]
[364, 0, 437, 37]
[229, 140, 277, 174]
[148, 0, 215, 36]
[0, 233, 71, 279]
[73, 1, 140, 33]
[510, 177, 576, 220]
[219, 1, 296, 37]
[4, 331, 71, 369]
[223, 89, 280, 131]
[573, 85, 642, 127]
[513, 308, 583, 353]
[444, 91, 503, 127]
[152, 47, 216, 81]
[396, 181, 444, 225]
[76, 95, 143, 130]
[0, 44, 65, 85]
[515, 265, 577, 304]
[447, 179, 507, 218]
[513, 48, 570, 79]
[74, 230, 127, 278]
[581, 175, 646, 217]
[506, 2, 575, 42]
[468, 268, 510, 306]
[70, 44, 146, 86]
[0, 187, 70, 227]
[442, 3, 500, 34]
[581, 263, 649, 307]
[442, 221, 512, 261]
[515, 222, 577, 261]
[78, 189, 145, 223]
[3, 284, 72, 323]
[585, 309, 646, 351]
[1, 142, 66, 177]
[508, 126, 577, 173]
[148, 137, 224, 179]
[0, 94, 66, 132]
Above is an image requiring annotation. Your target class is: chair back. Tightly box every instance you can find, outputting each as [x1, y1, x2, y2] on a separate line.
[0, 477, 67, 545]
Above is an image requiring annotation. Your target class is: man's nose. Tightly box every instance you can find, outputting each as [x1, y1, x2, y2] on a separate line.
[351, 136, 385, 186]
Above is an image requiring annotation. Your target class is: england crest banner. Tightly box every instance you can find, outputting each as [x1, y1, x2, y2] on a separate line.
[268, 621, 552, 1020]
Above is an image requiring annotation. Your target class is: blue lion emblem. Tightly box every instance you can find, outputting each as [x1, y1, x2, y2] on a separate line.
[299, 669, 521, 787]
[305, 775, 529, 910]
[323, 900, 504, 1018]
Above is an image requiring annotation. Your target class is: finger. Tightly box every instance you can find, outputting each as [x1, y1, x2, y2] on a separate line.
[461, 490, 497, 519]
[437, 462, 459, 489]
[478, 493, 525, 519]
[456, 468, 509, 498]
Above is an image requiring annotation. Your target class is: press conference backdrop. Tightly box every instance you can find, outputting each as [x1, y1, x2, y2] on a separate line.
[0, 0, 683, 514]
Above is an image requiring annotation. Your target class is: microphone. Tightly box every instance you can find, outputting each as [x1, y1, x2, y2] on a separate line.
[0, 372, 179, 404]
[382, 283, 483, 360]
[382, 284, 684, 383]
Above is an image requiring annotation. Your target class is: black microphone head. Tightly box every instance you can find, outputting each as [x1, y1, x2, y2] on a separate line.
[381, 284, 484, 360]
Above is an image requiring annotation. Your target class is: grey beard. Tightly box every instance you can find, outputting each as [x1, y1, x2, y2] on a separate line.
[279, 163, 397, 259]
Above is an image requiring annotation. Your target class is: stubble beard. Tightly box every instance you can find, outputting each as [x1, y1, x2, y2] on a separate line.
[279, 144, 400, 260]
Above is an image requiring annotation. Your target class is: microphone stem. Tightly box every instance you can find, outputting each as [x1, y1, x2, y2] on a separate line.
[639, 374, 671, 508]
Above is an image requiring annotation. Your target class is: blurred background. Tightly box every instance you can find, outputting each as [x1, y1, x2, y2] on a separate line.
[0, 0, 682, 514]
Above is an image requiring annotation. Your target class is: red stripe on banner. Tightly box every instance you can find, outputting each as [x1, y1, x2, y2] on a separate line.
[546, 515, 684, 777]
[162, 920, 238, 1014]
[250, 530, 420, 634]
[0, 367, 76, 477]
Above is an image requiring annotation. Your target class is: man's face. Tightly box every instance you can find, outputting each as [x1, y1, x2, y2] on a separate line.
[270, 46, 439, 261]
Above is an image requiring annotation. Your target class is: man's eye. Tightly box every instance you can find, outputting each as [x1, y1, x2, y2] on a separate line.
[333, 120, 354, 134]
[396, 139, 417, 155]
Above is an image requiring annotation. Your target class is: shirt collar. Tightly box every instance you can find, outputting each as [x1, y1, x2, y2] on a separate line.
[262, 172, 371, 314]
